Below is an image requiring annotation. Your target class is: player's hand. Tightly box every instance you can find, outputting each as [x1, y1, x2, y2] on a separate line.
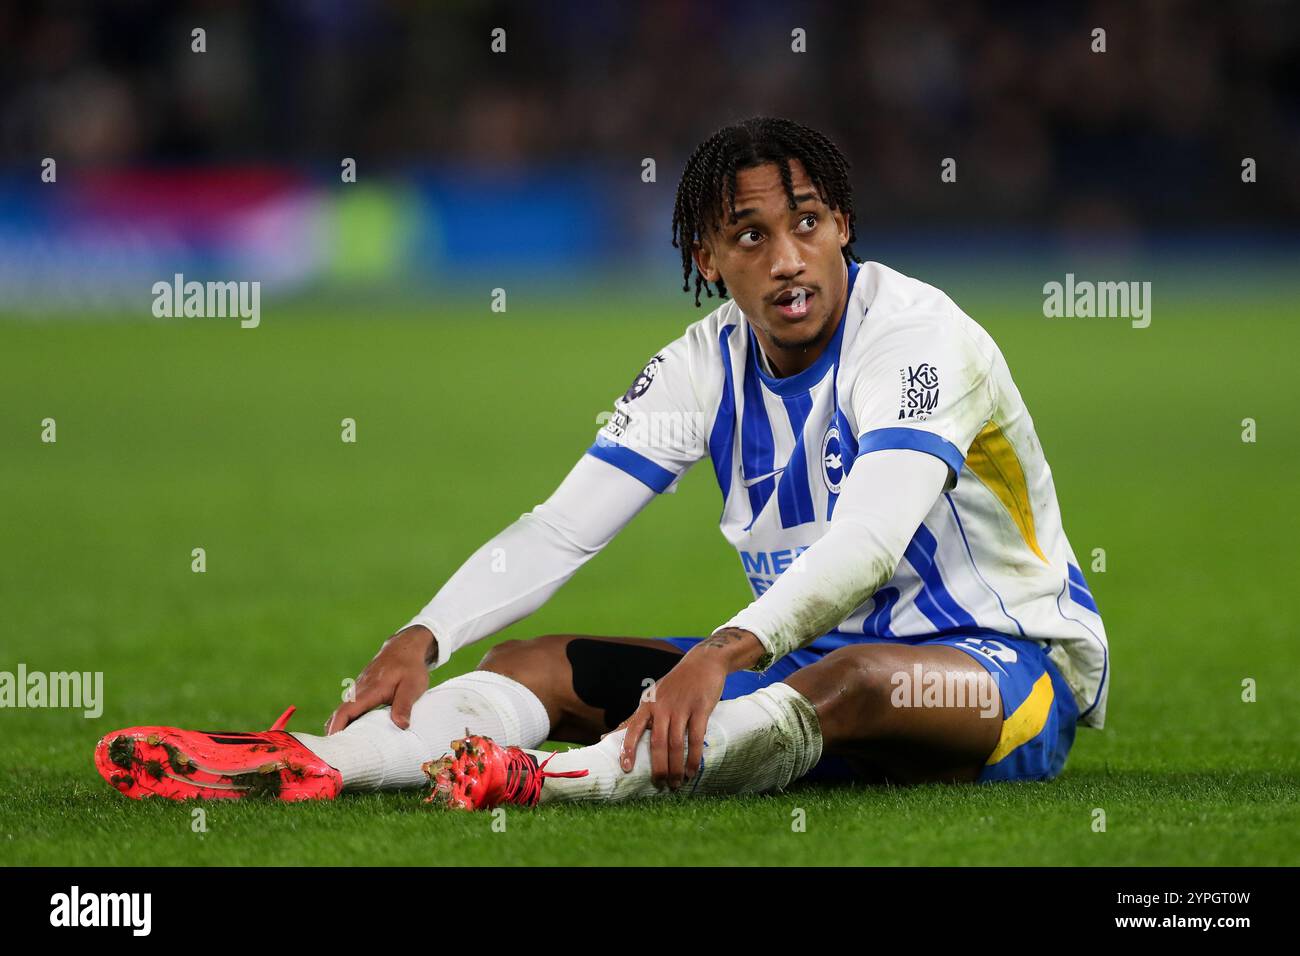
[614, 630, 757, 788]
[615, 650, 728, 790]
[325, 625, 438, 734]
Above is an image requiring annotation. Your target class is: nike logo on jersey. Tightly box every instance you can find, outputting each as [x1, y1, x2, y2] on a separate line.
[740, 466, 785, 488]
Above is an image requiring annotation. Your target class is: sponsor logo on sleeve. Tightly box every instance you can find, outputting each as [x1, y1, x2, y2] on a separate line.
[899, 363, 939, 421]
[602, 408, 630, 440]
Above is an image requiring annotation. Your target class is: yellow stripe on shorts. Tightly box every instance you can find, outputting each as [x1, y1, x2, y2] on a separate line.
[985, 671, 1054, 765]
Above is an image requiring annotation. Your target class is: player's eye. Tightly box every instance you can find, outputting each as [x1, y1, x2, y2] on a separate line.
[796, 213, 818, 232]
[736, 229, 762, 248]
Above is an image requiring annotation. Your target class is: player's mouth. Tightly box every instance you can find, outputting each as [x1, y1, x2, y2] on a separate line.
[771, 286, 816, 320]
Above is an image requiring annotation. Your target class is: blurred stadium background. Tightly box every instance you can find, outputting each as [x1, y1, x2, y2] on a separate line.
[1, 0, 1297, 309]
[1, 1, 1297, 865]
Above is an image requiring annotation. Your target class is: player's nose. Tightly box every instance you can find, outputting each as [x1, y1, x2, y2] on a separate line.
[768, 232, 806, 279]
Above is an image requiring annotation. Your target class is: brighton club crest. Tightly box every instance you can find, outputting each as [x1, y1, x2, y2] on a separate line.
[821, 425, 844, 493]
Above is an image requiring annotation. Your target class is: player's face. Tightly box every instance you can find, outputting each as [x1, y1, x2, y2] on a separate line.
[693, 159, 850, 375]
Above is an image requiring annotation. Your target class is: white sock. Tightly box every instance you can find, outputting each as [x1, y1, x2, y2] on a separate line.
[292, 671, 551, 791]
[534, 682, 823, 804]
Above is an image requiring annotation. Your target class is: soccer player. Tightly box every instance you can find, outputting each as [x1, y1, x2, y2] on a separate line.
[94, 117, 1108, 809]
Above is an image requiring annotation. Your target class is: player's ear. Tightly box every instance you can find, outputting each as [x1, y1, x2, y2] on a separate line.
[693, 238, 720, 283]
[831, 206, 850, 248]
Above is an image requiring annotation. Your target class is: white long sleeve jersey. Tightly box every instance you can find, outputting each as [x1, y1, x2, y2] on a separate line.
[407, 260, 1110, 728]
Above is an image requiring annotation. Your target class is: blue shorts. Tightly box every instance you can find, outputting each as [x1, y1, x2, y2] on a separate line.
[664, 630, 1079, 784]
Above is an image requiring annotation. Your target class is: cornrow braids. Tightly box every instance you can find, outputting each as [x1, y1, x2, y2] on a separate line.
[671, 116, 859, 307]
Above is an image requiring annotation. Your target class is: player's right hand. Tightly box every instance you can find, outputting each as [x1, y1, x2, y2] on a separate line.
[325, 625, 438, 734]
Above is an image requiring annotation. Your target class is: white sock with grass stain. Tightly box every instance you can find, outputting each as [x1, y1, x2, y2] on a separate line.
[534, 682, 822, 803]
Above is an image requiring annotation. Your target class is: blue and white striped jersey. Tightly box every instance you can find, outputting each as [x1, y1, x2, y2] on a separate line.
[588, 260, 1109, 728]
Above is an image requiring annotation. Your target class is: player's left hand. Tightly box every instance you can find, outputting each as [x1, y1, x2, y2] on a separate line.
[615, 649, 729, 790]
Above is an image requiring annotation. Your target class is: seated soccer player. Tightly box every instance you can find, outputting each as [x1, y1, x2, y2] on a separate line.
[95, 117, 1109, 808]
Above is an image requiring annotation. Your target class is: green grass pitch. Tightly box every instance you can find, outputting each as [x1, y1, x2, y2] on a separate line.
[1, 275, 1297, 866]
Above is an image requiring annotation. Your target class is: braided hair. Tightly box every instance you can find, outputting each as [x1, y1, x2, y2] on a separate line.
[671, 116, 859, 306]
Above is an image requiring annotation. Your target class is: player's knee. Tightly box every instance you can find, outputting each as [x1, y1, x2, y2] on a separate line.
[816, 646, 907, 736]
[477, 633, 570, 683]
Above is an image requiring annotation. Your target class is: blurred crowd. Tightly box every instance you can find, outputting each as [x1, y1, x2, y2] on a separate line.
[1, 0, 1297, 230]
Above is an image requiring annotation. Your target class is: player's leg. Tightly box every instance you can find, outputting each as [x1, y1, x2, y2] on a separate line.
[459, 635, 1073, 806]
[93, 634, 688, 801]
[781, 642, 1002, 784]
[293, 634, 685, 791]
[427, 640, 820, 807]
[795, 634, 1078, 786]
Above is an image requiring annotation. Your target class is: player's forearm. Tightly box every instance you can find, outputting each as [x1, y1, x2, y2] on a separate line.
[713, 449, 950, 669]
[403, 454, 655, 668]
[404, 511, 602, 666]
[718, 521, 902, 669]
